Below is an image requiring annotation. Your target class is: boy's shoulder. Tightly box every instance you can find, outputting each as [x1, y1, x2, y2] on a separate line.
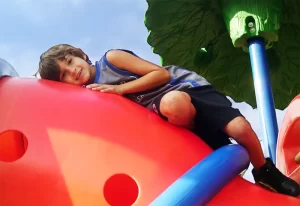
[100, 49, 139, 60]
[97, 49, 141, 70]
[97, 49, 140, 75]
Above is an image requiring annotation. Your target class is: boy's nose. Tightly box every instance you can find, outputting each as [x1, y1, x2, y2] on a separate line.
[71, 68, 78, 77]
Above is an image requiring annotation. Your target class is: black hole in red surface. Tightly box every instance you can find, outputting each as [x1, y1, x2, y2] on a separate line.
[103, 174, 139, 206]
[0, 130, 28, 162]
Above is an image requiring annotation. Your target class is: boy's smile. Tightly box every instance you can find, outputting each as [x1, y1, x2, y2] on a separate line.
[56, 55, 95, 85]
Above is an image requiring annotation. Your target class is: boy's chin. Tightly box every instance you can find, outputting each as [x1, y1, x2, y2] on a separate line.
[85, 77, 94, 85]
[77, 75, 89, 86]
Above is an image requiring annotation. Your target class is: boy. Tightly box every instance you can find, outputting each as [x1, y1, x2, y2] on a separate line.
[38, 44, 299, 197]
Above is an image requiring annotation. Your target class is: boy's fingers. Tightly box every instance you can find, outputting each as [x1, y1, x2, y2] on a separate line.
[86, 84, 101, 88]
[86, 84, 116, 93]
[100, 88, 113, 93]
[100, 89, 109, 92]
[91, 86, 105, 91]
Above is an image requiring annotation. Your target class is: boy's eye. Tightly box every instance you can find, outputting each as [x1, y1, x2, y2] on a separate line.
[68, 58, 72, 64]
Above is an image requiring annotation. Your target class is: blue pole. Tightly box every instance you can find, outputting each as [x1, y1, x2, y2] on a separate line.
[150, 145, 250, 206]
[248, 37, 278, 163]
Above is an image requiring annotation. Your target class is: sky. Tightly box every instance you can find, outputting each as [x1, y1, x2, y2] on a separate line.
[0, 0, 287, 181]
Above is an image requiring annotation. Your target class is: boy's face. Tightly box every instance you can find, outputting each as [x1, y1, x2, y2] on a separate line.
[56, 55, 95, 85]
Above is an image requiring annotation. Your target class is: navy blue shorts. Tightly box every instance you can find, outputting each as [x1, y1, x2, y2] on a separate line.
[152, 85, 243, 150]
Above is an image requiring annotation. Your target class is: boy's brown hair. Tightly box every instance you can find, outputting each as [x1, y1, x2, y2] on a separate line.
[38, 44, 92, 81]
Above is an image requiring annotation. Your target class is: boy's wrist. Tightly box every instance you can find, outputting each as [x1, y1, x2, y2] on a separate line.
[117, 84, 126, 95]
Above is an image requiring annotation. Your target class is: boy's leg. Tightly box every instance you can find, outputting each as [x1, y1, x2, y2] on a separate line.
[223, 116, 299, 196]
[157, 90, 231, 149]
[157, 89, 266, 167]
[159, 90, 196, 129]
[222, 116, 266, 169]
[153, 86, 299, 197]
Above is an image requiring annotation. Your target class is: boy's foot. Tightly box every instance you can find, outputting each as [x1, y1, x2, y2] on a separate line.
[252, 158, 300, 197]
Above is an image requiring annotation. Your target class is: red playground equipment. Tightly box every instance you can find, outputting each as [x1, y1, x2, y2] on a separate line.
[0, 70, 299, 205]
[277, 95, 300, 184]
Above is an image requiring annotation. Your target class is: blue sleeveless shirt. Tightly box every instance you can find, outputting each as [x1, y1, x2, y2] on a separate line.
[93, 50, 210, 111]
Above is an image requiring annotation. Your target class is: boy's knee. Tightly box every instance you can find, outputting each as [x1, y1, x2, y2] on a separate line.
[224, 116, 253, 137]
[160, 91, 192, 116]
[159, 91, 196, 129]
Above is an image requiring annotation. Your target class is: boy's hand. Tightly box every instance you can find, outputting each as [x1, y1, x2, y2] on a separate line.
[86, 84, 123, 95]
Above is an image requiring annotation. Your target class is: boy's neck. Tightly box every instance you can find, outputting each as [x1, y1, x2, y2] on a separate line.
[87, 65, 96, 84]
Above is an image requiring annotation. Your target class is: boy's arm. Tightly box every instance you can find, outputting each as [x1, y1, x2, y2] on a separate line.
[88, 50, 171, 95]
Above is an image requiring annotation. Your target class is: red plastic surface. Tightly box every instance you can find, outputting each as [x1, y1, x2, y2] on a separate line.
[0, 77, 299, 205]
[208, 177, 300, 205]
[277, 94, 300, 183]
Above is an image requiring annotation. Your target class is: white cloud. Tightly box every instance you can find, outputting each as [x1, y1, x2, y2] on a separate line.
[73, 37, 93, 50]
[68, 0, 85, 7]
[3, 0, 89, 24]
[0, 45, 12, 55]
[0, 43, 40, 77]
